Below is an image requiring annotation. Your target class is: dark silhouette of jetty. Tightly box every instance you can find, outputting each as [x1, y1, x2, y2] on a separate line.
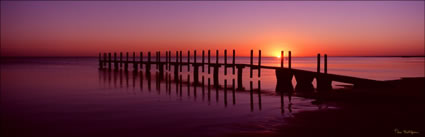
[98, 50, 388, 93]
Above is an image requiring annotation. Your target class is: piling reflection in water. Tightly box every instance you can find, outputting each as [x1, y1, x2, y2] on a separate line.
[98, 69, 297, 113]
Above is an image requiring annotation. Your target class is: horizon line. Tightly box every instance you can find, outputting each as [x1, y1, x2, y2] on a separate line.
[1, 55, 424, 58]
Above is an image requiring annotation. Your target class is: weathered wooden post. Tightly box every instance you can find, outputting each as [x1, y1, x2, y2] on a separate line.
[202, 50, 205, 72]
[165, 51, 168, 70]
[108, 53, 112, 70]
[317, 54, 332, 91]
[193, 50, 200, 84]
[232, 49, 235, 74]
[140, 52, 143, 69]
[103, 53, 107, 68]
[187, 50, 190, 71]
[288, 51, 292, 69]
[146, 52, 151, 73]
[216, 50, 219, 64]
[125, 52, 129, 71]
[250, 50, 253, 78]
[213, 50, 220, 87]
[194, 50, 197, 64]
[114, 52, 118, 70]
[324, 54, 327, 74]
[224, 49, 227, 75]
[281, 51, 284, 68]
[317, 53, 321, 73]
[158, 51, 164, 76]
[208, 50, 211, 74]
[169, 51, 172, 71]
[179, 51, 182, 72]
[120, 52, 123, 68]
[258, 50, 261, 77]
[133, 52, 138, 72]
[236, 64, 245, 90]
[156, 52, 159, 69]
[174, 51, 179, 81]
[99, 53, 103, 69]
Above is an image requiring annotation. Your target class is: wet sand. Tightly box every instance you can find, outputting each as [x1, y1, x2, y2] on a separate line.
[228, 78, 425, 137]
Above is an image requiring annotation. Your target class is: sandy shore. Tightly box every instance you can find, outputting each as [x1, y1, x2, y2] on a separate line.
[228, 78, 425, 137]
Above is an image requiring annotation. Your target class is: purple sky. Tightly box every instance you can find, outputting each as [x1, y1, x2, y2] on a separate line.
[1, 1, 424, 57]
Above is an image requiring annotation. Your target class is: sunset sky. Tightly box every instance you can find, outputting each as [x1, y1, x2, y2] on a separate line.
[1, 1, 424, 57]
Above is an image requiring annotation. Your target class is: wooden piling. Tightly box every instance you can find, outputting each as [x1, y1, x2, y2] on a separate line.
[288, 51, 292, 69]
[193, 64, 199, 84]
[236, 65, 245, 90]
[281, 51, 284, 68]
[193, 50, 199, 84]
[202, 50, 205, 72]
[179, 51, 182, 72]
[147, 52, 151, 73]
[232, 49, 235, 74]
[250, 50, 253, 78]
[194, 50, 197, 64]
[133, 52, 138, 72]
[317, 53, 321, 73]
[174, 51, 179, 80]
[208, 50, 211, 74]
[216, 50, 219, 64]
[120, 52, 123, 68]
[103, 53, 107, 68]
[156, 52, 159, 69]
[324, 54, 328, 74]
[165, 51, 168, 70]
[176, 51, 179, 66]
[125, 52, 128, 71]
[187, 50, 190, 71]
[317, 53, 332, 91]
[258, 50, 261, 77]
[114, 52, 118, 70]
[213, 50, 220, 87]
[168, 51, 171, 71]
[140, 52, 143, 69]
[224, 49, 227, 75]
[108, 53, 112, 70]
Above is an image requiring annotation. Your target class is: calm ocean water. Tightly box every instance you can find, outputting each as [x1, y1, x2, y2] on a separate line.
[1, 57, 424, 137]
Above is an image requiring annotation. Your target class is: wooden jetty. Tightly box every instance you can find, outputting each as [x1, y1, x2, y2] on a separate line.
[98, 50, 384, 92]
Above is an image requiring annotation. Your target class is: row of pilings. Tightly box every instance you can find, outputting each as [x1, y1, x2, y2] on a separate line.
[98, 50, 332, 92]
